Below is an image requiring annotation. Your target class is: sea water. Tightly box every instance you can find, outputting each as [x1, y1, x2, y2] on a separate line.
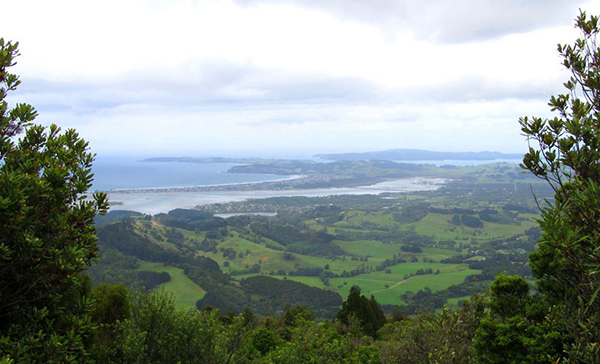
[96, 156, 518, 214]
[107, 178, 449, 215]
[91, 157, 284, 192]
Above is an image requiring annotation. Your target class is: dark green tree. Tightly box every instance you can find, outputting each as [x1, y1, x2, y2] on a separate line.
[0, 38, 108, 362]
[487, 272, 530, 318]
[266, 318, 376, 364]
[91, 284, 131, 325]
[378, 295, 486, 364]
[473, 274, 567, 363]
[104, 290, 225, 363]
[89, 284, 131, 362]
[336, 286, 386, 338]
[249, 328, 277, 355]
[518, 11, 600, 361]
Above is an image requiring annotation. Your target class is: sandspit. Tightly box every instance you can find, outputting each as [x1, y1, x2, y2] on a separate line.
[107, 177, 448, 215]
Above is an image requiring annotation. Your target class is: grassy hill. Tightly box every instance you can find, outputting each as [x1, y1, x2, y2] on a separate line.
[91, 166, 548, 315]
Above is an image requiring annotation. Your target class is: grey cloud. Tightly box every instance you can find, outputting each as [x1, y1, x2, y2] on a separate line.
[18, 61, 558, 128]
[394, 76, 558, 103]
[411, 0, 587, 44]
[234, 0, 587, 43]
[186, 62, 382, 104]
[20, 62, 382, 117]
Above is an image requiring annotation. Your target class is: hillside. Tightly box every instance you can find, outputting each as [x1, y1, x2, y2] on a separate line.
[91, 164, 551, 315]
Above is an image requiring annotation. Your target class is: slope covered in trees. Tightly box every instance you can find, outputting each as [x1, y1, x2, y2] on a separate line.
[3, 10, 600, 363]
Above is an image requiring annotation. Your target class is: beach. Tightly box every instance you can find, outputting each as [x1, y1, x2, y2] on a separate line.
[107, 177, 448, 215]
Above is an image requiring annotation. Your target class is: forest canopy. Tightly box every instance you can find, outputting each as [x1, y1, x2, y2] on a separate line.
[1, 10, 600, 364]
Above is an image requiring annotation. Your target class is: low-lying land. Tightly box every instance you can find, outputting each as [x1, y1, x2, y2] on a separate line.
[90, 161, 551, 317]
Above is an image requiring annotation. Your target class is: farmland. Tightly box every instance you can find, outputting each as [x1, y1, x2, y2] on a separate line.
[91, 164, 550, 316]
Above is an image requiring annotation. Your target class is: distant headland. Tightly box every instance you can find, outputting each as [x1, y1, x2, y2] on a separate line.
[132, 152, 527, 194]
[313, 148, 523, 161]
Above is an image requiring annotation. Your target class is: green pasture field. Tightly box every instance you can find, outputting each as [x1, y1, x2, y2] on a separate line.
[309, 225, 385, 236]
[267, 253, 367, 276]
[330, 263, 480, 305]
[307, 209, 536, 250]
[341, 212, 398, 229]
[407, 213, 537, 242]
[132, 223, 181, 252]
[334, 240, 400, 259]
[196, 234, 368, 276]
[128, 198, 531, 311]
[235, 274, 327, 289]
[421, 247, 461, 260]
[383, 262, 469, 276]
[334, 240, 460, 262]
[199, 234, 281, 271]
[137, 261, 205, 308]
[343, 210, 365, 218]
[396, 269, 479, 293]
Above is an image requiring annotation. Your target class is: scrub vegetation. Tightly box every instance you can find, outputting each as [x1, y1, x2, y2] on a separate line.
[2, 11, 600, 363]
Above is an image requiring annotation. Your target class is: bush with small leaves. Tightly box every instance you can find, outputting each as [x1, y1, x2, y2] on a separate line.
[0, 38, 108, 363]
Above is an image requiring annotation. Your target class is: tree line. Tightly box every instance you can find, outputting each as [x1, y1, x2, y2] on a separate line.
[2, 11, 600, 362]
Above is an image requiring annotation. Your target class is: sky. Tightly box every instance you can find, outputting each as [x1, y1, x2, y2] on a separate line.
[3, 0, 600, 158]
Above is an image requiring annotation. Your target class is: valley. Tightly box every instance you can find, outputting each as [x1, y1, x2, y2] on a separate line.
[90, 161, 551, 317]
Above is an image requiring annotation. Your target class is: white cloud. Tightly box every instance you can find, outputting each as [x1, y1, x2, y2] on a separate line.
[234, 0, 590, 42]
[2, 0, 595, 156]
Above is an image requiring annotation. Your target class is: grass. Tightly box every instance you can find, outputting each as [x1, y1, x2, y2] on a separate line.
[341, 212, 398, 229]
[235, 274, 327, 289]
[408, 213, 537, 242]
[195, 233, 367, 276]
[334, 240, 460, 264]
[145, 221, 486, 308]
[330, 262, 480, 305]
[137, 261, 205, 309]
[334, 240, 400, 259]
[127, 202, 531, 310]
[421, 247, 461, 261]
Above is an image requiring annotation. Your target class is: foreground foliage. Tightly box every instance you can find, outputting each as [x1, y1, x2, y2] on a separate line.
[84, 286, 497, 364]
[472, 11, 600, 363]
[3, 10, 600, 364]
[0, 39, 107, 362]
[90, 288, 383, 364]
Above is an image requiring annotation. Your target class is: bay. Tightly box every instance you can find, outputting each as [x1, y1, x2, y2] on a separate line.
[107, 178, 448, 215]
[96, 157, 518, 215]
[91, 157, 286, 192]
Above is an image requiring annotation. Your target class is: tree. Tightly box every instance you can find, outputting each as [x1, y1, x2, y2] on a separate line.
[473, 274, 567, 363]
[518, 11, 600, 361]
[91, 284, 131, 325]
[266, 319, 375, 364]
[89, 284, 131, 362]
[336, 286, 386, 338]
[486, 272, 529, 318]
[0, 39, 108, 362]
[98, 289, 252, 363]
[378, 296, 486, 364]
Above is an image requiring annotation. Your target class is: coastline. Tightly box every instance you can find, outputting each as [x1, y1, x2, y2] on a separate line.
[107, 177, 449, 215]
[107, 174, 308, 193]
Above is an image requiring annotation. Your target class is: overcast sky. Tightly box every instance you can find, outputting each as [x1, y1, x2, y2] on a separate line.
[3, 0, 600, 158]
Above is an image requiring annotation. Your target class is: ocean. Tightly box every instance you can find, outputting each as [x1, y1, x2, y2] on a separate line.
[92, 156, 522, 191]
[94, 156, 519, 214]
[91, 157, 285, 192]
